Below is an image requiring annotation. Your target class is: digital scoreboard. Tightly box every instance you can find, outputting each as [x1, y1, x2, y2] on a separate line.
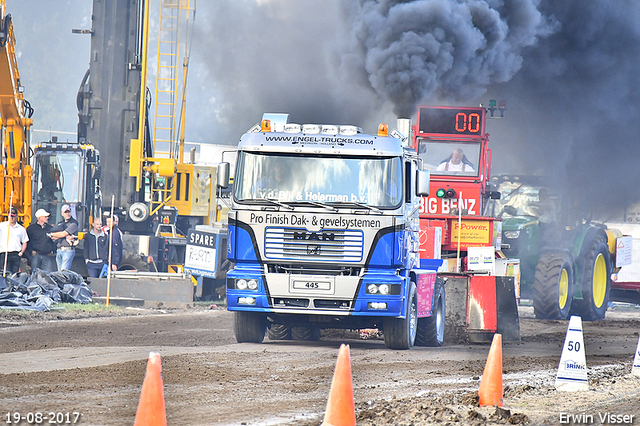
[417, 106, 485, 137]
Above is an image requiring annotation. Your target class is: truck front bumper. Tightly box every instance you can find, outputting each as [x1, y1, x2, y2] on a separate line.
[226, 264, 409, 317]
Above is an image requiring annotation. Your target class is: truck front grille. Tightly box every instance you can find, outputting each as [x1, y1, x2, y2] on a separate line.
[264, 227, 364, 262]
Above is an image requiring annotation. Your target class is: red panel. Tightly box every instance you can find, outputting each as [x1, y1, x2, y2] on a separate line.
[419, 185, 482, 215]
[466, 275, 497, 332]
[416, 273, 436, 317]
[418, 222, 441, 259]
[611, 281, 640, 291]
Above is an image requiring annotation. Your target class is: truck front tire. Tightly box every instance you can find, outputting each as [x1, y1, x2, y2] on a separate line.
[233, 312, 266, 343]
[383, 282, 417, 350]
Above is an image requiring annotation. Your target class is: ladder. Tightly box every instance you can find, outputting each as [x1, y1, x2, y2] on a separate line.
[152, 0, 195, 160]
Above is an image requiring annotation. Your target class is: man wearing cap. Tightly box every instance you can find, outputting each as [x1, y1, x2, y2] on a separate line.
[26, 209, 55, 272]
[50, 204, 79, 271]
[0, 207, 29, 275]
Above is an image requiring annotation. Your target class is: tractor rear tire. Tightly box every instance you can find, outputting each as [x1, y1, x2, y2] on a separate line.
[571, 240, 611, 321]
[291, 326, 321, 341]
[383, 282, 417, 350]
[533, 252, 574, 320]
[415, 277, 445, 347]
[233, 312, 266, 343]
[267, 323, 291, 340]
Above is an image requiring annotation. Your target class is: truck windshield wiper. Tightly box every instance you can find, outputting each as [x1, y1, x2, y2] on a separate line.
[325, 201, 382, 213]
[240, 198, 294, 210]
[284, 201, 338, 211]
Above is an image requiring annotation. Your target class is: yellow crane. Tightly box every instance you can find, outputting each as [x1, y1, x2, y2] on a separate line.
[0, 0, 34, 226]
[129, 0, 213, 233]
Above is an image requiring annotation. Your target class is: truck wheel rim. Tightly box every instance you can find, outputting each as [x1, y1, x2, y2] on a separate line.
[559, 268, 569, 310]
[592, 253, 607, 308]
[409, 299, 417, 342]
[436, 294, 444, 338]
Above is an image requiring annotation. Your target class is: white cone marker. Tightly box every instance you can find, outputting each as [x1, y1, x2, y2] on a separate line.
[555, 315, 588, 391]
[632, 332, 640, 377]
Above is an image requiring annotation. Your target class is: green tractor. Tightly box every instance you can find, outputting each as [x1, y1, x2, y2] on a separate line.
[489, 175, 619, 321]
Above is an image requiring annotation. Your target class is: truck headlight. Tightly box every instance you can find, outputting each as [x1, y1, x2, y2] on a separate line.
[366, 283, 400, 295]
[236, 279, 248, 290]
[504, 230, 520, 239]
[247, 279, 259, 290]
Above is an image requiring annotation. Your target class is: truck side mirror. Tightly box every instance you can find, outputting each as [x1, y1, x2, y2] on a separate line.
[217, 162, 230, 189]
[416, 170, 430, 197]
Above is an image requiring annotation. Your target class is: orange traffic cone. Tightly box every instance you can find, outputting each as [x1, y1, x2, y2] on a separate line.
[478, 333, 503, 407]
[134, 352, 167, 426]
[321, 344, 356, 426]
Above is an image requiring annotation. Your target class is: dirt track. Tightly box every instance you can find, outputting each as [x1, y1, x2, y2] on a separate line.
[0, 304, 639, 425]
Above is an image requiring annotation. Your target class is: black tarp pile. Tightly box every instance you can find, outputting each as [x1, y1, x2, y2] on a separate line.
[0, 269, 92, 311]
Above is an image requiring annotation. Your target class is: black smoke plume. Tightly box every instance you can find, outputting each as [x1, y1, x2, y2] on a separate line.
[338, 0, 557, 117]
[186, 1, 640, 219]
[337, 0, 640, 219]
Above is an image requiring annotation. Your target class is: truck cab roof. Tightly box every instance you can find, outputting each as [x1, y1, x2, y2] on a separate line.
[238, 129, 405, 157]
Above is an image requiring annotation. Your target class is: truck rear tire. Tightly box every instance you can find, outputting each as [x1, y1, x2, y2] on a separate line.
[571, 240, 611, 321]
[383, 282, 417, 350]
[291, 326, 321, 341]
[233, 312, 266, 343]
[416, 277, 445, 347]
[533, 252, 574, 320]
[267, 323, 291, 340]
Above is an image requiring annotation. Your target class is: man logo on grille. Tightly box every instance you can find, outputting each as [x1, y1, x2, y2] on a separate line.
[307, 245, 321, 255]
[293, 231, 335, 241]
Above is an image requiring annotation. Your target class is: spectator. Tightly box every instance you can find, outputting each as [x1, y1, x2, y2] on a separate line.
[0, 207, 29, 275]
[26, 209, 55, 272]
[104, 214, 123, 271]
[84, 218, 108, 277]
[50, 204, 79, 271]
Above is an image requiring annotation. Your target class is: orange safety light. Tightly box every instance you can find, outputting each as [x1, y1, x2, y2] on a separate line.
[261, 119, 272, 132]
[377, 123, 389, 137]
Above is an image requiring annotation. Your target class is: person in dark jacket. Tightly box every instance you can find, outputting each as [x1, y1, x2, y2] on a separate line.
[26, 209, 55, 272]
[104, 214, 123, 271]
[83, 218, 108, 277]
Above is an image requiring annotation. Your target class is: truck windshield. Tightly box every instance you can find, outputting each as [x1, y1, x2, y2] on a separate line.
[35, 153, 82, 219]
[416, 139, 480, 176]
[234, 152, 403, 208]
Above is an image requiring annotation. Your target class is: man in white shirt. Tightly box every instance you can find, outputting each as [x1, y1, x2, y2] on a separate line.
[0, 207, 29, 275]
[436, 148, 475, 173]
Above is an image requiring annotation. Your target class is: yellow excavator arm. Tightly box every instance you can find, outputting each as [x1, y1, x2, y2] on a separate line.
[0, 0, 33, 226]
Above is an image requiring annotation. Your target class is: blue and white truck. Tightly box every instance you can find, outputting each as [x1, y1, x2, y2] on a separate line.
[217, 114, 445, 349]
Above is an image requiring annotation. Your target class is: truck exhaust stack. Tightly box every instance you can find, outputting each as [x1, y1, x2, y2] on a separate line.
[397, 118, 411, 146]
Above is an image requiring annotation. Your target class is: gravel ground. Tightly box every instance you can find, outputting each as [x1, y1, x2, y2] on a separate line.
[0, 304, 639, 425]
